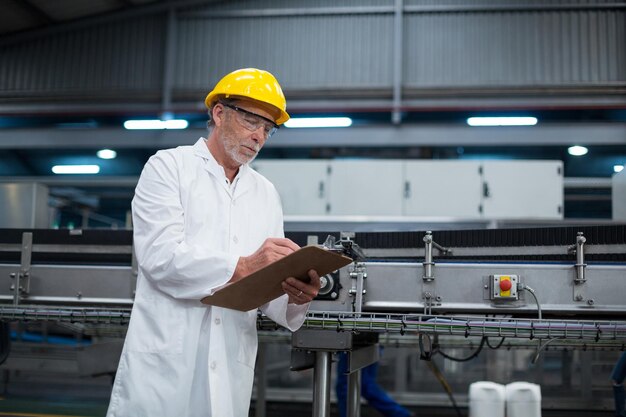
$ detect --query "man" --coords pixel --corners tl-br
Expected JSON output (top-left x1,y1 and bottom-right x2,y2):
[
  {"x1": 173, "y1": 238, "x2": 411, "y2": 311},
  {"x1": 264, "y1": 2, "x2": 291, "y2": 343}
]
[{"x1": 107, "y1": 68, "x2": 321, "y2": 417}]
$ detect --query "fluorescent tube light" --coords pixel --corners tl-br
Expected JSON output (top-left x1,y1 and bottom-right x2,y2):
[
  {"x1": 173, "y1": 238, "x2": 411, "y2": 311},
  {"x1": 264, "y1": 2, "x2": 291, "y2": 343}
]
[
  {"x1": 615, "y1": 165, "x2": 624, "y2": 173},
  {"x1": 568, "y1": 145, "x2": 588, "y2": 156},
  {"x1": 284, "y1": 117, "x2": 352, "y2": 128},
  {"x1": 52, "y1": 165, "x2": 100, "y2": 174},
  {"x1": 123, "y1": 119, "x2": 188, "y2": 130},
  {"x1": 467, "y1": 117, "x2": 538, "y2": 126},
  {"x1": 97, "y1": 149, "x2": 117, "y2": 159}
]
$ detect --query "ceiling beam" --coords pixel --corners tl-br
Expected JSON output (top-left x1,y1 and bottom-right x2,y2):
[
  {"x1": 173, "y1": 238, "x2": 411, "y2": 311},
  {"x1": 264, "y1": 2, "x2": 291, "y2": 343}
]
[
  {"x1": 1, "y1": 94, "x2": 626, "y2": 116},
  {"x1": 179, "y1": 2, "x2": 626, "y2": 19},
  {"x1": 0, "y1": 123, "x2": 625, "y2": 149},
  {"x1": 7, "y1": 176, "x2": 140, "y2": 187}
]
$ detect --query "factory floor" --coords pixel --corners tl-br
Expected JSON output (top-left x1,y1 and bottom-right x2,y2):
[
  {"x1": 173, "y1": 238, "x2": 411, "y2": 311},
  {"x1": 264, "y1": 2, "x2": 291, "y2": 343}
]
[
  {"x1": 0, "y1": 373, "x2": 616, "y2": 417},
  {"x1": 252, "y1": 402, "x2": 616, "y2": 417},
  {"x1": 0, "y1": 397, "x2": 617, "y2": 417}
]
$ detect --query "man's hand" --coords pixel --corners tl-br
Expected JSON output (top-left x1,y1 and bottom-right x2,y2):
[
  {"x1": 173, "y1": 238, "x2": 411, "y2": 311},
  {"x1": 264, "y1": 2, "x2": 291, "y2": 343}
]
[
  {"x1": 282, "y1": 269, "x2": 321, "y2": 305},
  {"x1": 231, "y1": 238, "x2": 300, "y2": 282}
]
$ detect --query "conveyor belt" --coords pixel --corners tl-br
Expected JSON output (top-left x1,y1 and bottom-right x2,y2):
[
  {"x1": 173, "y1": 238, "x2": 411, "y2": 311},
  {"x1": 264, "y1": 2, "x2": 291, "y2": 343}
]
[
  {"x1": 354, "y1": 225, "x2": 626, "y2": 248},
  {"x1": 2, "y1": 226, "x2": 625, "y2": 265},
  {"x1": 286, "y1": 225, "x2": 626, "y2": 262},
  {"x1": 0, "y1": 229, "x2": 133, "y2": 265},
  {"x1": 1, "y1": 227, "x2": 625, "y2": 315}
]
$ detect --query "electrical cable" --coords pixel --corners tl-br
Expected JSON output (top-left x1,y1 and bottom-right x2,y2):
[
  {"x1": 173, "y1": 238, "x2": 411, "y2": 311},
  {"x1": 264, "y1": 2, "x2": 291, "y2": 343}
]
[
  {"x1": 418, "y1": 333, "x2": 434, "y2": 360},
  {"x1": 517, "y1": 283, "x2": 544, "y2": 363},
  {"x1": 436, "y1": 337, "x2": 486, "y2": 362},
  {"x1": 530, "y1": 338, "x2": 563, "y2": 365},
  {"x1": 519, "y1": 283, "x2": 542, "y2": 321},
  {"x1": 486, "y1": 336, "x2": 506, "y2": 349},
  {"x1": 424, "y1": 359, "x2": 464, "y2": 417},
  {"x1": 485, "y1": 314, "x2": 507, "y2": 349}
]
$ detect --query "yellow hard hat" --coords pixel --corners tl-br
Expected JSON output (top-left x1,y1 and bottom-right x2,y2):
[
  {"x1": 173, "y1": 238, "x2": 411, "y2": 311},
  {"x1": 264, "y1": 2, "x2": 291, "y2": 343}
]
[{"x1": 205, "y1": 68, "x2": 290, "y2": 125}]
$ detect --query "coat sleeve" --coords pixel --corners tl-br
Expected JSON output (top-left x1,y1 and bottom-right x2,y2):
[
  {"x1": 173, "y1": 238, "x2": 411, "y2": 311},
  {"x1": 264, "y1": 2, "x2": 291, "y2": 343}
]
[
  {"x1": 132, "y1": 151, "x2": 238, "y2": 300},
  {"x1": 259, "y1": 185, "x2": 309, "y2": 331}
]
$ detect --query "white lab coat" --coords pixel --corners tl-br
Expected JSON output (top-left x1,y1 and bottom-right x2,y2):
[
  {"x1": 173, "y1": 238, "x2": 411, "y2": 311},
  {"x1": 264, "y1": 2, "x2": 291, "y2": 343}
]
[{"x1": 106, "y1": 138, "x2": 309, "y2": 417}]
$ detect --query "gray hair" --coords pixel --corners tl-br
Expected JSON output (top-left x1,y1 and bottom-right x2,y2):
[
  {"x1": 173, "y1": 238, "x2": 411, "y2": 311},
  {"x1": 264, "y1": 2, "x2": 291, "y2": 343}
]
[{"x1": 207, "y1": 97, "x2": 238, "y2": 128}]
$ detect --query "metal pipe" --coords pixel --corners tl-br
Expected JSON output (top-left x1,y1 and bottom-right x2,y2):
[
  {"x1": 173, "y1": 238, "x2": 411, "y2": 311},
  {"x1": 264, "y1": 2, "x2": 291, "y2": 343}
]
[
  {"x1": 349, "y1": 263, "x2": 366, "y2": 315},
  {"x1": 575, "y1": 232, "x2": 587, "y2": 283},
  {"x1": 347, "y1": 369, "x2": 361, "y2": 417},
  {"x1": 312, "y1": 351, "x2": 332, "y2": 417},
  {"x1": 354, "y1": 269, "x2": 364, "y2": 315},
  {"x1": 14, "y1": 232, "x2": 33, "y2": 306},
  {"x1": 391, "y1": 0, "x2": 403, "y2": 125},
  {"x1": 423, "y1": 231, "x2": 434, "y2": 281},
  {"x1": 161, "y1": 7, "x2": 177, "y2": 116}
]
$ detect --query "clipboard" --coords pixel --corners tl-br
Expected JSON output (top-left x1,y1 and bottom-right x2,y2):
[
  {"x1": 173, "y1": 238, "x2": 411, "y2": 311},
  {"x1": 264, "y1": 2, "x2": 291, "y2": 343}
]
[{"x1": 201, "y1": 246, "x2": 353, "y2": 312}]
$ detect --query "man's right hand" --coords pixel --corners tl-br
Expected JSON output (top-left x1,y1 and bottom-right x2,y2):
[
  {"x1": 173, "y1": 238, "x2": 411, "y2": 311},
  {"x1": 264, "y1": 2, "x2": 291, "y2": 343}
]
[{"x1": 231, "y1": 238, "x2": 300, "y2": 282}]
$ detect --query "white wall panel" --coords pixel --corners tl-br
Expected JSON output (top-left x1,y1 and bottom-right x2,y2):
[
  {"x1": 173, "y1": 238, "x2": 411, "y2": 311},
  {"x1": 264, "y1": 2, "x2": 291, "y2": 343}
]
[
  {"x1": 252, "y1": 158, "x2": 565, "y2": 219},
  {"x1": 252, "y1": 160, "x2": 329, "y2": 215},
  {"x1": 0, "y1": 183, "x2": 49, "y2": 228},
  {"x1": 612, "y1": 170, "x2": 626, "y2": 221},
  {"x1": 404, "y1": 161, "x2": 482, "y2": 218},
  {"x1": 481, "y1": 161, "x2": 564, "y2": 219},
  {"x1": 327, "y1": 160, "x2": 404, "y2": 216}
]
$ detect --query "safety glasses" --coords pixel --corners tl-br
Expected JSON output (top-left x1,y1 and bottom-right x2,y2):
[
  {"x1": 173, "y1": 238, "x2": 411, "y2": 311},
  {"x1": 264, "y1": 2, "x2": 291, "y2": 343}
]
[{"x1": 221, "y1": 102, "x2": 279, "y2": 139}]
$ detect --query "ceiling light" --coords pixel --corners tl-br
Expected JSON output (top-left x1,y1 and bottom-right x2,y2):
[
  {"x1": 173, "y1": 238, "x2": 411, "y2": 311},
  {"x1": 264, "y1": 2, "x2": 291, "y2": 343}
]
[
  {"x1": 615, "y1": 165, "x2": 624, "y2": 173},
  {"x1": 466, "y1": 117, "x2": 538, "y2": 126},
  {"x1": 52, "y1": 165, "x2": 100, "y2": 174},
  {"x1": 123, "y1": 119, "x2": 188, "y2": 130},
  {"x1": 568, "y1": 145, "x2": 588, "y2": 156},
  {"x1": 97, "y1": 149, "x2": 117, "y2": 159},
  {"x1": 284, "y1": 117, "x2": 352, "y2": 128}
]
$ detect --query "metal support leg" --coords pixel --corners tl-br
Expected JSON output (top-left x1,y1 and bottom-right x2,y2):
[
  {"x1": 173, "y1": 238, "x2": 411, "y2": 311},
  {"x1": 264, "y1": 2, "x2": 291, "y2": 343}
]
[
  {"x1": 347, "y1": 369, "x2": 361, "y2": 417},
  {"x1": 313, "y1": 351, "x2": 332, "y2": 417},
  {"x1": 255, "y1": 342, "x2": 266, "y2": 417}
]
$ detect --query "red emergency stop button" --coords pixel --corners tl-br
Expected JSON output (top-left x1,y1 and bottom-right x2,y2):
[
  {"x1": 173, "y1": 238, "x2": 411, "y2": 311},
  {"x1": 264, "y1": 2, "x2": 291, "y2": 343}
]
[{"x1": 499, "y1": 279, "x2": 512, "y2": 291}]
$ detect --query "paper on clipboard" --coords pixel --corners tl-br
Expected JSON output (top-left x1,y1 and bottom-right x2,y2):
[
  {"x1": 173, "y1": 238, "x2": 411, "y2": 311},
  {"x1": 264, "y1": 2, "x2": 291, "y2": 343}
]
[{"x1": 201, "y1": 246, "x2": 353, "y2": 312}]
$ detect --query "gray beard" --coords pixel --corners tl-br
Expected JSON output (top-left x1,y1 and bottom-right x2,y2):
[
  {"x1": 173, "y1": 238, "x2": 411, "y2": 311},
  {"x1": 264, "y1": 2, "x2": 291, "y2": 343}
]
[{"x1": 223, "y1": 135, "x2": 259, "y2": 166}]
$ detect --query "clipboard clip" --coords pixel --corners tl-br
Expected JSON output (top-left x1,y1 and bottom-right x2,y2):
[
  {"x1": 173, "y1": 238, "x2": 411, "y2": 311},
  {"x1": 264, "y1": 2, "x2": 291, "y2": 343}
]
[{"x1": 322, "y1": 233, "x2": 366, "y2": 262}]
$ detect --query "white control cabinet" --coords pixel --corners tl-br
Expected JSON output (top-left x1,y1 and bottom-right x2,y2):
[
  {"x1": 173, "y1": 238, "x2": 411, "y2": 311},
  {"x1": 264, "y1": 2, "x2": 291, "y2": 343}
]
[
  {"x1": 404, "y1": 161, "x2": 483, "y2": 218},
  {"x1": 613, "y1": 170, "x2": 626, "y2": 221},
  {"x1": 252, "y1": 159, "x2": 564, "y2": 219},
  {"x1": 481, "y1": 161, "x2": 563, "y2": 219},
  {"x1": 327, "y1": 160, "x2": 404, "y2": 216},
  {"x1": 251, "y1": 160, "x2": 330, "y2": 215},
  {"x1": 0, "y1": 182, "x2": 50, "y2": 228}
]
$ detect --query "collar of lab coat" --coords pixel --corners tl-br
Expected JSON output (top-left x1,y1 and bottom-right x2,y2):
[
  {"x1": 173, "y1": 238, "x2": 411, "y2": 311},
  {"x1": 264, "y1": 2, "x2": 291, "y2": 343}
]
[{"x1": 193, "y1": 137, "x2": 251, "y2": 197}]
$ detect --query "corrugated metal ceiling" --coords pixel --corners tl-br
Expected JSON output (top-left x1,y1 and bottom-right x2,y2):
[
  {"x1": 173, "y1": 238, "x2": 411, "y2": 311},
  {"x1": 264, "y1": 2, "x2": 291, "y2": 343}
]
[{"x1": 0, "y1": 0, "x2": 163, "y2": 37}]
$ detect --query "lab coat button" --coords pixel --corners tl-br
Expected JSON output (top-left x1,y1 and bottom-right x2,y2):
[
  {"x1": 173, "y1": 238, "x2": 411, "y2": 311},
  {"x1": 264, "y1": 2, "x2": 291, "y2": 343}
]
[
  {"x1": 210, "y1": 361, "x2": 217, "y2": 370},
  {"x1": 233, "y1": 236, "x2": 238, "y2": 244},
  {"x1": 214, "y1": 318, "x2": 221, "y2": 325}
]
